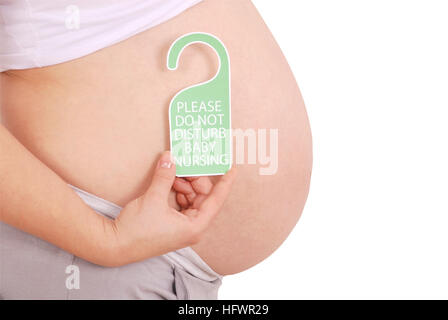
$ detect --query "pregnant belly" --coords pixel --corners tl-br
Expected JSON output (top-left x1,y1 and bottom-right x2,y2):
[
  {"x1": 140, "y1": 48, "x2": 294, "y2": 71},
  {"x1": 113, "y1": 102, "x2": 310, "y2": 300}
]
[{"x1": 0, "y1": 0, "x2": 312, "y2": 275}]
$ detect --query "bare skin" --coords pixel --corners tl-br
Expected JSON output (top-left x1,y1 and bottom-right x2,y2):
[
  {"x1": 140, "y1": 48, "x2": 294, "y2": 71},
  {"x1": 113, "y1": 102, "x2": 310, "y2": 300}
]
[{"x1": 0, "y1": 0, "x2": 312, "y2": 275}]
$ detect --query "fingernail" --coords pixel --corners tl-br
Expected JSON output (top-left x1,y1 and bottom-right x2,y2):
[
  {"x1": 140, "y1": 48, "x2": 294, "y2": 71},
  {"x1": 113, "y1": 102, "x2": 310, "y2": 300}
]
[{"x1": 159, "y1": 152, "x2": 173, "y2": 169}]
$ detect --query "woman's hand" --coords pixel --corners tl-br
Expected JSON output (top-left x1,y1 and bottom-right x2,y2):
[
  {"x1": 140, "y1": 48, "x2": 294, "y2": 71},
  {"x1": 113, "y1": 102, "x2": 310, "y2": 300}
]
[
  {"x1": 173, "y1": 175, "x2": 215, "y2": 210},
  {"x1": 108, "y1": 151, "x2": 236, "y2": 266}
]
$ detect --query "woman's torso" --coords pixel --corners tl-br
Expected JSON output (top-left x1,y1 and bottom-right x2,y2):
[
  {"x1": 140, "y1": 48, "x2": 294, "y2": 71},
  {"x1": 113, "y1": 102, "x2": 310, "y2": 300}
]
[{"x1": 0, "y1": 0, "x2": 312, "y2": 275}]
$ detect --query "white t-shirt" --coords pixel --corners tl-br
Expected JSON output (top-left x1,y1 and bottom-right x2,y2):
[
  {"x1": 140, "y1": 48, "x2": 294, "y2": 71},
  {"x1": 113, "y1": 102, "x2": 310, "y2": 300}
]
[{"x1": 0, "y1": 0, "x2": 202, "y2": 72}]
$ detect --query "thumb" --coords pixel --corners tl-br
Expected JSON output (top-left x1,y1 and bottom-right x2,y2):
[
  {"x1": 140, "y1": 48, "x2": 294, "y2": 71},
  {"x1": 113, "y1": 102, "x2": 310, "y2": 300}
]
[{"x1": 146, "y1": 151, "x2": 176, "y2": 200}]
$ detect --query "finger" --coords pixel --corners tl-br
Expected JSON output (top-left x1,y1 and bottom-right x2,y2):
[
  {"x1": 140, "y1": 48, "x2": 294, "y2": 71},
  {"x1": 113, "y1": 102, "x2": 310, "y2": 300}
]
[
  {"x1": 176, "y1": 193, "x2": 189, "y2": 209},
  {"x1": 185, "y1": 176, "x2": 213, "y2": 194},
  {"x1": 181, "y1": 208, "x2": 198, "y2": 217},
  {"x1": 190, "y1": 177, "x2": 213, "y2": 195},
  {"x1": 173, "y1": 178, "x2": 195, "y2": 194},
  {"x1": 173, "y1": 177, "x2": 197, "y2": 204},
  {"x1": 196, "y1": 167, "x2": 237, "y2": 221},
  {"x1": 186, "y1": 191, "x2": 197, "y2": 205},
  {"x1": 192, "y1": 194, "x2": 207, "y2": 209},
  {"x1": 145, "y1": 151, "x2": 176, "y2": 200}
]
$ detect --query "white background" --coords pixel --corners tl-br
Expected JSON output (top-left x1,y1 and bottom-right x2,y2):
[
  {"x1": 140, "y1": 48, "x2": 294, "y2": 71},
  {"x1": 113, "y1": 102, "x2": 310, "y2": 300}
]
[{"x1": 220, "y1": 0, "x2": 448, "y2": 299}]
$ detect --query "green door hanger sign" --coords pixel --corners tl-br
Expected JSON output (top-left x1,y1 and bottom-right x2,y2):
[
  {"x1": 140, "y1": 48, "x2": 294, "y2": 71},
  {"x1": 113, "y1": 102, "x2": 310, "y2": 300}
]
[{"x1": 167, "y1": 32, "x2": 232, "y2": 177}]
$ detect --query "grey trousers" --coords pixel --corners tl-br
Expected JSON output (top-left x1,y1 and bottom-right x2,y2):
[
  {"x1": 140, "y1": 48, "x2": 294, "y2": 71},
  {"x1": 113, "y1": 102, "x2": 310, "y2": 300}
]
[{"x1": 0, "y1": 185, "x2": 222, "y2": 300}]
